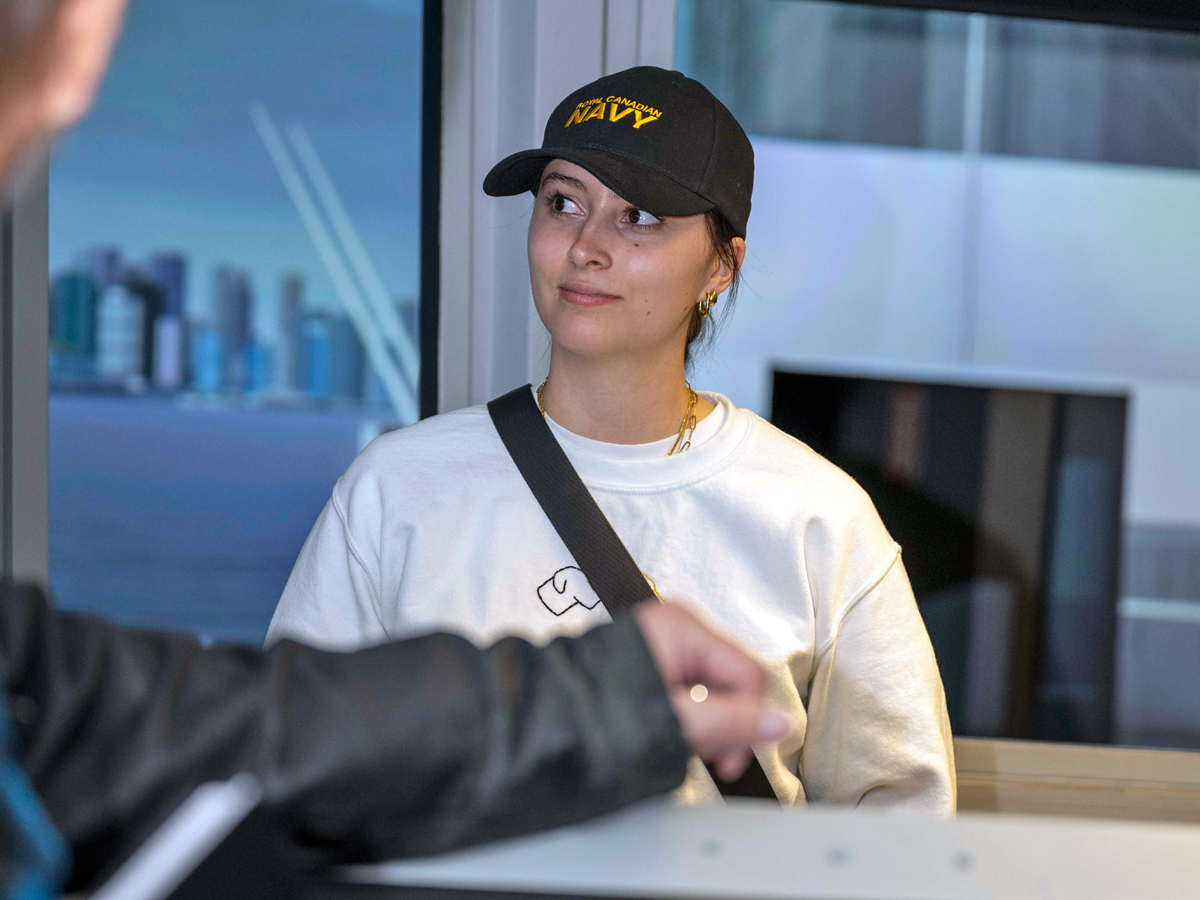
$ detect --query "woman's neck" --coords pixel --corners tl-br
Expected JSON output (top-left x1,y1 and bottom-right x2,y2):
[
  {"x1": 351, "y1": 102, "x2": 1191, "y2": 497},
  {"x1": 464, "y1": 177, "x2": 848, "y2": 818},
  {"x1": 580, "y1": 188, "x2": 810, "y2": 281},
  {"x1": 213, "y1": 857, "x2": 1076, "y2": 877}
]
[{"x1": 540, "y1": 348, "x2": 715, "y2": 445}]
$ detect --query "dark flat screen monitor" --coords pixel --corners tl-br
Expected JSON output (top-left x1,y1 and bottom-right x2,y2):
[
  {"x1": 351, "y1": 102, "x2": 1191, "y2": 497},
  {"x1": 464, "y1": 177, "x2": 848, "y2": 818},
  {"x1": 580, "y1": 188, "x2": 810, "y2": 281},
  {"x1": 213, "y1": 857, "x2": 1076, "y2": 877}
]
[{"x1": 771, "y1": 369, "x2": 1127, "y2": 743}]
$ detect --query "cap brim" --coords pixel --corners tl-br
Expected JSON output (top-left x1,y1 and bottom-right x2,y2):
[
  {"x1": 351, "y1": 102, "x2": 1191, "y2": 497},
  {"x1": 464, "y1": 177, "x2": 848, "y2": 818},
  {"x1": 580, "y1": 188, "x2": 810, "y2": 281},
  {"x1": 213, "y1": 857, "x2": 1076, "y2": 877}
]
[{"x1": 483, "y1": 147, "x2": 715, "y2": 219}]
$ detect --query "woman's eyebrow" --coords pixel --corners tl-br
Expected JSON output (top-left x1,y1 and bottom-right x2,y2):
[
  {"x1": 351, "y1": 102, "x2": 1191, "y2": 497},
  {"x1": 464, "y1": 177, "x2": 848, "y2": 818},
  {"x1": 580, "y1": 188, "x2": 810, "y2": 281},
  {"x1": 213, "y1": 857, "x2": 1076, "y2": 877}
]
[{"x1": 539, "y1": 172, "x2": 588, "y2": 192}]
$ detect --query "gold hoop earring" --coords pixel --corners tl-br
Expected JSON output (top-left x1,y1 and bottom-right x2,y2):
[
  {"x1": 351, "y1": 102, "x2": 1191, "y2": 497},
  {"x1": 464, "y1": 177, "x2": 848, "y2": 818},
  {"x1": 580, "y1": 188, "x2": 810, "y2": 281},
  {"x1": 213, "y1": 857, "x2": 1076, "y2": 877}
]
[{"x1": 698, "y1": 290, "x2": 718, "y2": 319}]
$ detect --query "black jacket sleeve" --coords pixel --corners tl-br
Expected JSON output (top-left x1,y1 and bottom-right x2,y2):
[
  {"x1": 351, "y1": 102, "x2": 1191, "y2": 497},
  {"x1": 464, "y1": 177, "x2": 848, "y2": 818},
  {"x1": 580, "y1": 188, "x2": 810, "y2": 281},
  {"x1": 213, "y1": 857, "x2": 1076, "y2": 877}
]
[{"x1": 0, "y1": 584, "x2": 688, "y2": 891}]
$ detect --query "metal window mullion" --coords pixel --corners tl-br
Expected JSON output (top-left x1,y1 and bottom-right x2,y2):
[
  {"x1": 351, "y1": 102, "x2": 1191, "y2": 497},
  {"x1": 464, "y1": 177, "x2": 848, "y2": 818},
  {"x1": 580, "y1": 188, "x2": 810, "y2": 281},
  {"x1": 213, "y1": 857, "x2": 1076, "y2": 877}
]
[
  {"x1": 0, "y1": 158, "x2": 49, "y2": 587},
  {"x1": 2, "y1": 205, "x2": 13, "y2": 580}
]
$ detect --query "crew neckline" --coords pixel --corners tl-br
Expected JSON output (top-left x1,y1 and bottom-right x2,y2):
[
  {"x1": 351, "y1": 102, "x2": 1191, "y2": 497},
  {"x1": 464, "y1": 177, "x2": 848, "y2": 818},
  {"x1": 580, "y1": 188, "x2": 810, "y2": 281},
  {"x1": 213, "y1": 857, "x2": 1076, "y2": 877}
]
[{"x1": 539, "y1": 390, "x2": 751, "y2": 492}]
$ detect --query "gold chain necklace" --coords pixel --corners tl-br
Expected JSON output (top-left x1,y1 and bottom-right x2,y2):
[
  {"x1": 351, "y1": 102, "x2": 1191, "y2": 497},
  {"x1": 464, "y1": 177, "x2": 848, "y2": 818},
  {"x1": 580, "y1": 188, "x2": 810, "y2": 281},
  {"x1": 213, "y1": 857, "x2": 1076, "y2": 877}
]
[
  {"x1": 667, "y1": 387, "x2": 699, "y2": 456},
  {"x1": 536, "y1": 381, "x2": 698, "y2": 457}
]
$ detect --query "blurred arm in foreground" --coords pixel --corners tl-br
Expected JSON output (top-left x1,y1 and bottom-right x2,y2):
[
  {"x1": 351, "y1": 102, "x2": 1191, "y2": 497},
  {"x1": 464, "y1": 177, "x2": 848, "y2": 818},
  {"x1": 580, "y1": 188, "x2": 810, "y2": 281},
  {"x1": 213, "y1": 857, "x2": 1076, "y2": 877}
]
[{"x1": 2, "y1": 585, "x2": 780, "y2": 890}]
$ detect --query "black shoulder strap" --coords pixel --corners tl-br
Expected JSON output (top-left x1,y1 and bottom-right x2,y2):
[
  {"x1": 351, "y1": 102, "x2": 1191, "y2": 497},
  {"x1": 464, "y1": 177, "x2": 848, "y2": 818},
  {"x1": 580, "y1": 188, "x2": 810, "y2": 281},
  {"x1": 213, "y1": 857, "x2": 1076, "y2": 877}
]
[
  {"x1": 488, "y1": 385, "x2": 779, "y2": 802},
  {"x1": 487, "y1": 385, "x2": 654, "y2": 616}
]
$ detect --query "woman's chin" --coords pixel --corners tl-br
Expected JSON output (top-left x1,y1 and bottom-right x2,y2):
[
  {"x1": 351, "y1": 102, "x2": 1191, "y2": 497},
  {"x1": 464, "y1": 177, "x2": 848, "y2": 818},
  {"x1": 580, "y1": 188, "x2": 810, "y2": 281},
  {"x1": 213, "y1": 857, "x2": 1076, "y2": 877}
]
[
  {"x1": 539, "y1": 302, "x2": 677, "y2": 362},
  {"x1": 546, "y1": 330, "x2": 627, "y2": 360}
]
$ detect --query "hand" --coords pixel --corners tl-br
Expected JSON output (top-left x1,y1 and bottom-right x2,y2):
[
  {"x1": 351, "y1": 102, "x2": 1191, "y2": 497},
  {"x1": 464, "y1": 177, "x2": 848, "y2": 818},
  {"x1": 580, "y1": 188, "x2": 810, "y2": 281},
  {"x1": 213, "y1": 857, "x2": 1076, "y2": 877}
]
[
  {"x1": 0, "y1": 0, "x2": 130, "y2": 184},
  {"x1": 633, "y1": 601, "x2": 790, "y2": 782}
]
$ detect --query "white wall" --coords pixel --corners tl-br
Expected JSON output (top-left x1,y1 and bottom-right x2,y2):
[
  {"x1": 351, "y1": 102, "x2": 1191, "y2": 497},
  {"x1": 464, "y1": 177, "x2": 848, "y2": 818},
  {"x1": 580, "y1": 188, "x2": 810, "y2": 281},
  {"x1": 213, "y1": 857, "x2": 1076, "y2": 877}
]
[{"x1": 690, "y1": 136, "x2": 1200, "y2": 528}]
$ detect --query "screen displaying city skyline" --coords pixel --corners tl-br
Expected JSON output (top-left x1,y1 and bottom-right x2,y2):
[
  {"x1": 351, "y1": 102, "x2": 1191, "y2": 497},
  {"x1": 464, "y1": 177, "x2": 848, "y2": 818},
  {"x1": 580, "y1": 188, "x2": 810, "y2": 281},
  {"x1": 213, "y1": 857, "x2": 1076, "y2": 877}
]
[
  {"x1": 52, "y1": 0, "x2": 423, "y2": 317},
  {"x1": 50, "y1": 0, "x2": 422, "y2": 409},
  {"x1": 49, "y1": 0, "x2": 425, "y2": 642}
]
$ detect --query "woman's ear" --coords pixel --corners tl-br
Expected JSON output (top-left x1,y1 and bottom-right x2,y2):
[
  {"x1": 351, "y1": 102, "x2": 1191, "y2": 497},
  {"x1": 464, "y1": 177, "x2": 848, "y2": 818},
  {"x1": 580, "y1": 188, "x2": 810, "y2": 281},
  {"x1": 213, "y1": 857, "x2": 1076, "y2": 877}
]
[
  {"x1": 708, "y1": 237, "x2": 746, "y2": 295},
  {"x1": 730, "y1": 237, "x2": 746, "y2": 275}
]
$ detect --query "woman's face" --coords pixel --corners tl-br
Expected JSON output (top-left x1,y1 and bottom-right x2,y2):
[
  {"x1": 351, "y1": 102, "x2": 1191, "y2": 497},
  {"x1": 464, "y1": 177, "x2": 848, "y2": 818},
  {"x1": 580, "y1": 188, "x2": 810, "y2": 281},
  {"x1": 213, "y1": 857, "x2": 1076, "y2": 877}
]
[{"x1": 527, "y1": 159, "x2": 735, "y2": 363}]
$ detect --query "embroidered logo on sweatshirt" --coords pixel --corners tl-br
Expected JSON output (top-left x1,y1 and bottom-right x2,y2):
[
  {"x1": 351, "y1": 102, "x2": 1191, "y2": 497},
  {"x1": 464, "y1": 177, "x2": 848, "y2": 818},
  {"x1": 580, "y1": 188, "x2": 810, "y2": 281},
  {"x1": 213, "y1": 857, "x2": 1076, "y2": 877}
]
[{"x1": 537, "y1": 566, "x2": 602, "y2": 616}]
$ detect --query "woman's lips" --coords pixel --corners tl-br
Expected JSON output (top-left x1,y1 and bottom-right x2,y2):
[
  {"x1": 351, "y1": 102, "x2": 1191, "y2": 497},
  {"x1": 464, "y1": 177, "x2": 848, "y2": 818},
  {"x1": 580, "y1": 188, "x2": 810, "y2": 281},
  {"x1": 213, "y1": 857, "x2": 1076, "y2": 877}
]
[{"x1": 559, "y1": 284, "x2": 620, "y2": 307}]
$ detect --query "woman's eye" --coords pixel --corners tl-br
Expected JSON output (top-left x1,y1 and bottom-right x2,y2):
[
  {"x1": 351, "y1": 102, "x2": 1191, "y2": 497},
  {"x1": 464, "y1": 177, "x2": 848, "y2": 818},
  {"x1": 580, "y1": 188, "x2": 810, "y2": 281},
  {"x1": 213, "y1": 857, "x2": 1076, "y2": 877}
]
[
  {"x1": 628, "y1": 208, "x2": 662, "y2": 227},
  {"x1": 549, "y1": 192, "x2": 581, "y2": 214}
]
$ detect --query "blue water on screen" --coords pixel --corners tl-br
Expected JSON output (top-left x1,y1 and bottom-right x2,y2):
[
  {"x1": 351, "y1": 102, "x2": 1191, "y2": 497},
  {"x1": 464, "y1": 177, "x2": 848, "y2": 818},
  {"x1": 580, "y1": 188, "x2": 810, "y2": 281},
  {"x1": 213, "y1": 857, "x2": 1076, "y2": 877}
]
[{"x1": 50, "y1": 395, "x2": 373, "y2": 645}]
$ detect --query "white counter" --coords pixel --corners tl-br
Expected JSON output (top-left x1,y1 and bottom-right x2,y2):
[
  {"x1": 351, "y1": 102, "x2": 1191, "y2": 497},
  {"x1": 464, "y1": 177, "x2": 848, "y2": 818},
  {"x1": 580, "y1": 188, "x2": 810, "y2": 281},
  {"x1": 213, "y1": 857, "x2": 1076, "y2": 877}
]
[{"x1": 342, "y1": 798, "x2": 1200, "y2": 899}]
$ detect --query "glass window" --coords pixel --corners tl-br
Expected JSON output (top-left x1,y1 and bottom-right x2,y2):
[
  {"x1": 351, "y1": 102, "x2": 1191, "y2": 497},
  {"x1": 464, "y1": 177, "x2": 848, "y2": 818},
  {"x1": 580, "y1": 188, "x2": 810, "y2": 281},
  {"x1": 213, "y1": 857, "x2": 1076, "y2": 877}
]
[
  {"x1": 983, "y1": 20, "x2": 1200, "y2": 168},
  {"x1": 49, "y1": 0, "x2": 424, "y2": 643},
  {"x1": 678, "y1": 2, "x2": 968, "y2": 149},
  {"x1": 678, "y1": 0, "x2": 1200, "y2": 749}
]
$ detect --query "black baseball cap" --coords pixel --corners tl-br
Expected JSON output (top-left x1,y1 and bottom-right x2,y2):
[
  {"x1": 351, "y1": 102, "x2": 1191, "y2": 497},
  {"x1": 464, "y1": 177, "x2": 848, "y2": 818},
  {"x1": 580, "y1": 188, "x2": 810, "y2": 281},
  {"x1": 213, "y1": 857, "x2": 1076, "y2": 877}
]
[{"x1": 483, "y1": 66, "x2": 754, "y2": 239}]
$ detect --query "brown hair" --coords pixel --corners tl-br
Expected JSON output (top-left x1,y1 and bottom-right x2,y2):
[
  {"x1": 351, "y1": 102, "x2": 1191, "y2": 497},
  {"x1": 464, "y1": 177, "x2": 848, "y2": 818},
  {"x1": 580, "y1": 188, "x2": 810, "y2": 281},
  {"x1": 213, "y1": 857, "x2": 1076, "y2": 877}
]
[{"x1": 684, "y1": 210, "x2": 742, "y2": 366}]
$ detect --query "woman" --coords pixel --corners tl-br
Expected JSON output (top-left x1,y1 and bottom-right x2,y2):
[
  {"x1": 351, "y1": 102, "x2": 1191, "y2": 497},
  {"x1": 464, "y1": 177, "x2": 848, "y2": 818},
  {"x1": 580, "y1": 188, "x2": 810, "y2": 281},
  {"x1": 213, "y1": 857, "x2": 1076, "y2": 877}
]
[{"x1": 268, "y1": 66, "x2": 955, "y2": 812}]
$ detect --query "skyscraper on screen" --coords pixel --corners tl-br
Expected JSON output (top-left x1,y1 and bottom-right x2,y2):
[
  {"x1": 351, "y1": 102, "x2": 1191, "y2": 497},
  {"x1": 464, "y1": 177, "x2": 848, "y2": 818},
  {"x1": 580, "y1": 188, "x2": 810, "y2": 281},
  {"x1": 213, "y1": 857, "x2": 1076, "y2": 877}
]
[
  {"x1": 329, "y1": 316, "x2": 365, "y2": 400},
  {"x1": 279, "y1": 274, "x2": 304, "y2": 392},
  {"x1": 149, "y1": 253, "x2": 187, "y2": 317},
  {"x1": 50, "y1": 272, "x2": 98, "y2": 355},
  {"x1": 148, "y1": 253, "x2": 188, "y2": 392},
  {"x1": 95, "y1": 285, "x2": 145, "y2": 387},
  {"x1": 213, "y1": 266, "x2": 252, "y2": 393},
  {"x1": 124, "y1": 272, "x2": 164, "y2": 382},
  {"x1": 189, "y1": 325, "x2": 223, "y2": 395},
  {"x1": 302, "y1": 312, "x2": 331, "y2": 398}
]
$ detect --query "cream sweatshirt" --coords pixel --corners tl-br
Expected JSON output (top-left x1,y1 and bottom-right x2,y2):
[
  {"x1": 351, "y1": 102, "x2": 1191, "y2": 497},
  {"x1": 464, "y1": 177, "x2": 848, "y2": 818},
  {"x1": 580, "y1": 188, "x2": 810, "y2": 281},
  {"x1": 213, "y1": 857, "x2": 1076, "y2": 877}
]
[{"x1": 267, "y1": 391, "x2": 956, "y2": 813}]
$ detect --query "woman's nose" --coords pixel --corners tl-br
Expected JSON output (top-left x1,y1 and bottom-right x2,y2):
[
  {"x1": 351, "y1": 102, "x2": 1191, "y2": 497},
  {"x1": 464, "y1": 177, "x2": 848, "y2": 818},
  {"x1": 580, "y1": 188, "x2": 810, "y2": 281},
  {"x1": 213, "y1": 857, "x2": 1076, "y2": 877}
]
[{"x1": 567, "y1": 215, "x2": 613, "y2": 269}]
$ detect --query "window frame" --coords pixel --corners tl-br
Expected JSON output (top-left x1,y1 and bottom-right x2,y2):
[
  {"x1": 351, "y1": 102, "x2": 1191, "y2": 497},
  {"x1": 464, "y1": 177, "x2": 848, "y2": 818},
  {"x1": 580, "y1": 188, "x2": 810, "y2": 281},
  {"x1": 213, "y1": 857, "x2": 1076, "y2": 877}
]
[
  {"x1": 0, "y1": 155, "x2": 49, "y2": 586},
  {"x1": 420, "y1": 0, "x2": 444, "y2": 420}
]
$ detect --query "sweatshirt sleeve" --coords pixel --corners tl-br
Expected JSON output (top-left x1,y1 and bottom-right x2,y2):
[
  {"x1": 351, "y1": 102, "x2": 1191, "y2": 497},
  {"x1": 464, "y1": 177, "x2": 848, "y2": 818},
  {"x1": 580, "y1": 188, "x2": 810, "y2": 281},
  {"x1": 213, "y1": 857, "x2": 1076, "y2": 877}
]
[
  {"x1": 267, "y1": 481, "x2": 390, "y2": 651},
  {"x1": 799, "y1": 551, "x2": 956, "y2": 814},
  {"x1": 0, "y1": 584, "x2": 688, "y2": 891}
]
